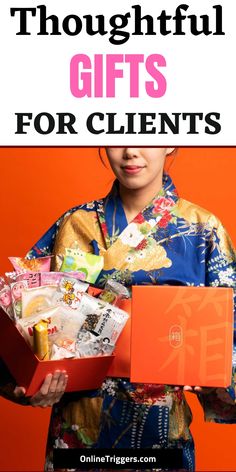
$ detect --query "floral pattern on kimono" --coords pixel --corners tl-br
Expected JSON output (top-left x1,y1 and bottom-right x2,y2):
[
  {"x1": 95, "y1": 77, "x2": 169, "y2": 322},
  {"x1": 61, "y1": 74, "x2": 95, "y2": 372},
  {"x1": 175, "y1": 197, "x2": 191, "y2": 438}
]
[{"x1": 26, "y1": 174, "x2": 236, "y2": 471}]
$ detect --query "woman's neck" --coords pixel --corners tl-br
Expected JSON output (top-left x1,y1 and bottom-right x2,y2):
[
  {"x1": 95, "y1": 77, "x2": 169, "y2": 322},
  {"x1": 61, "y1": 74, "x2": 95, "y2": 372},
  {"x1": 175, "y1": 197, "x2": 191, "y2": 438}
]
[{"x1": 119, "y1": 177, "x2": 163, "y2": 223}]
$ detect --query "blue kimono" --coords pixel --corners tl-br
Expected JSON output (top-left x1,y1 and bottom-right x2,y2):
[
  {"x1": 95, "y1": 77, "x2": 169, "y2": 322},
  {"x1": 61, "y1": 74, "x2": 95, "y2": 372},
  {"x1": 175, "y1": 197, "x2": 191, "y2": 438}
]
[{"x1": 27, "y1": 174, "x2": 236, "y2": 471}]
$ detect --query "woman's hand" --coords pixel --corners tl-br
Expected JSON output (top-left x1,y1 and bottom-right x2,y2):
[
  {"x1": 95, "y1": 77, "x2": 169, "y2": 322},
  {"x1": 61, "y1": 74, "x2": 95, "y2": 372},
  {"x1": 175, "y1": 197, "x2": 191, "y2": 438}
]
[
  {"x1": 173, "y1": 385, "x2": 214, "y2": 394},
  {"x1": 13, "y1": 370, "x2": 68, "y2": 407}
]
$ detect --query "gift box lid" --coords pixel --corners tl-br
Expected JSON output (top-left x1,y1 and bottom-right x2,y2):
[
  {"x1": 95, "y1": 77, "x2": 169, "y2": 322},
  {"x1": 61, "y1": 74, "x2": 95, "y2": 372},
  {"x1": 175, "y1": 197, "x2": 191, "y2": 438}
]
[{"x1": 130, "y1": 285, "x2": 234, "y2": 388}]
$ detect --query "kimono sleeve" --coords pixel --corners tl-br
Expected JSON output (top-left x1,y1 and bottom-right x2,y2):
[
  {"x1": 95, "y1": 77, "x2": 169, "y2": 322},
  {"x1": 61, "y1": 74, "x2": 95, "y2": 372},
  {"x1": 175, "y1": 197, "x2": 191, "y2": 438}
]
[
  {"x1": 26, "y1": 207, "x2": 80, "y2": 259},
  {"x1": 199, "y1": 218, "x2": 236, "y2": 423}
]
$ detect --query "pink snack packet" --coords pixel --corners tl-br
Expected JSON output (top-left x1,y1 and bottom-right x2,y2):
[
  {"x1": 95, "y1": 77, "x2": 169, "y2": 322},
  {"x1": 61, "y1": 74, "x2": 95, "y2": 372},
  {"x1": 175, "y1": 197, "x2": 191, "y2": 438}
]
[
  {"x1": 41, "y1": 272, "x2": 89, "y2": 287},
  {"x1": 16, "y1": 271, "x2": 90, "y2": 288},
  {"x1": 9, "y1": 256, "x2": 52, "y2": 273},
  {"x1": 16, "y1": 272, "x2": 41, "y2": 288}
]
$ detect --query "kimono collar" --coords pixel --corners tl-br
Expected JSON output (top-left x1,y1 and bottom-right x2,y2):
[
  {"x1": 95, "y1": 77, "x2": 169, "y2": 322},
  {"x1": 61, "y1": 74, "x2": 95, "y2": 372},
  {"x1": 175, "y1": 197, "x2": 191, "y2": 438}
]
[{"x1": 96, "y1": 173, "x2": 179, "y2": 248}]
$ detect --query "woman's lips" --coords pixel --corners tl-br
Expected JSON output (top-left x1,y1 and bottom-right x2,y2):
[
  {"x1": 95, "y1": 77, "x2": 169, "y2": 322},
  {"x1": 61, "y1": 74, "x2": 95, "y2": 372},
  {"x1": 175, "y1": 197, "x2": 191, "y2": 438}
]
[{"x1": 122, "y1": 166, "x2": 144, "y2": 175}]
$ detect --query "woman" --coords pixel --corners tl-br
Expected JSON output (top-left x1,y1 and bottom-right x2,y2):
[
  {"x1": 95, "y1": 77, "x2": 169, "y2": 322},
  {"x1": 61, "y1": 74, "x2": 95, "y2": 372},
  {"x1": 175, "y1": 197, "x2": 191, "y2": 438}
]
[{"x1": 4, "y1": 147, "x2": 236, "y2": 470}]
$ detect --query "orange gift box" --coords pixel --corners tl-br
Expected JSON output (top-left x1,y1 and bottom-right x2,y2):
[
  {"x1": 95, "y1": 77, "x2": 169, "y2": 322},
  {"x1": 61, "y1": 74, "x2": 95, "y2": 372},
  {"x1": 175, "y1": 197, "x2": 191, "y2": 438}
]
[
  {"x1": 0, "y1": 307, "x2": 114, "y2": 396},
  {"x1": 130, "y1": 286, "x2": 234, "y2": 388}
]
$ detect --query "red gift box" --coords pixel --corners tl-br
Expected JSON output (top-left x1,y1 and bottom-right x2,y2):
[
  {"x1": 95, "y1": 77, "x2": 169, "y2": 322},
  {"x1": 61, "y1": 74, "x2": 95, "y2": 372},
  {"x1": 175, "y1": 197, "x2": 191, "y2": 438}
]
[{"x1": 0, "y1": 307, "x2": 114, "y2": 396}]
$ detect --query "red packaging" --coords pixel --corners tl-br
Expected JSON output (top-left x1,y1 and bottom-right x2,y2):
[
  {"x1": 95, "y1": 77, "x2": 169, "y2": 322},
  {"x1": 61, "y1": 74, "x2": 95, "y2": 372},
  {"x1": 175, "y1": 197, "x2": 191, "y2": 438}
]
[{"x1": 0, "y1": 307, "x2": 113, "y2": 395}]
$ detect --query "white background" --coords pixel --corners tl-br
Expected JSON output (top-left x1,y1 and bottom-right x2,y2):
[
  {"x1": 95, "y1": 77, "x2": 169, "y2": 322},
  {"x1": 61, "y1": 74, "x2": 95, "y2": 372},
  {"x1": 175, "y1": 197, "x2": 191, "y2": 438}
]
[{"x1": 0, "y1": 0, "x2": 235, "y2": 145}]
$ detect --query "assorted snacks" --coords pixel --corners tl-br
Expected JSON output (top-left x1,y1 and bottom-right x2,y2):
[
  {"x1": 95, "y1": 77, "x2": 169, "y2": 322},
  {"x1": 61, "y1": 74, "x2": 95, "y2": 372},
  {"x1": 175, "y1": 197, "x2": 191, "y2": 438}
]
[{"x1": 0, "y1": 256, "x2": 129, "y2": 362}]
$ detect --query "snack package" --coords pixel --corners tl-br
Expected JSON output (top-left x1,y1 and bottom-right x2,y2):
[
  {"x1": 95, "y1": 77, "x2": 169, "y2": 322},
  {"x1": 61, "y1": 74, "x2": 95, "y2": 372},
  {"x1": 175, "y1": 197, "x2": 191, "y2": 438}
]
[
  {"x1": 51, "y1": 307, "x2": 86, "y2": 350},
  {"x1": 99, "y1": 279, "x2": 130, "y2": 305},
  {"x1": 0, "y1": 285, "x2": 14, "y2": 320},
  {"x1": 79, "y1": 294, "x2": 129, "y2": 344},
  {"x1": 33, "y1": 321, "x2": 50, "y2": 360},
  {"x1": 75, "y1": 329, "x2": 115, "y2": 358},
  {"x1": 50, "y1": 344, "x2": 75, "y2": 360},
  {"x1": 10, "y1": 280, "x2": 28, "y2": 319},
  {"x1": 16, "y1": 271, "x2": 89, "y2": 290},
  {"x1": 59, "y1": 277, "x2": 88, "y2": 293},
  {"x1": 59, "y1": 247, "x2": 104, "y2": 284},
  {"x1": 9, "y1": 256, "x2": 52, "y2": 273},
  {"x1": 98, "y1": 288, "x2": 118, "y2": 305},
  {"x1": 17, "y1": 306, "x2": 62, "y2": 348},
  {"x1": 21, "y1": 285, "x2": 58, "y2": 317},
  {"x1": 18, "y1": 305, "x2": 86, "y2": 353},
  {"x1": 42, "y1": 272, "x2": 89, "y2": 288},
  {"x1": 78, "y1": 293, "x2": 101, "y2": 317},
  {"x1": 45, "y1": 305, "x2": 86, "y2": 358},
  {"x1": 75, "y1": 330, "x2": 102, "y2": 357},
  {"x1": 16, "y1": 272, "x2": 41, "y2": 288},
  {"x1": 104, "y1": 279, "x2": 130, "y2": 298},
  {"x1": 55, "y1": 277, "x2": 89, "y2": 309}
]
